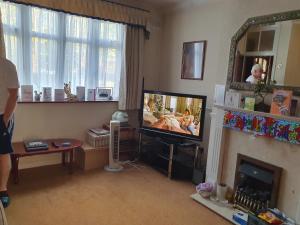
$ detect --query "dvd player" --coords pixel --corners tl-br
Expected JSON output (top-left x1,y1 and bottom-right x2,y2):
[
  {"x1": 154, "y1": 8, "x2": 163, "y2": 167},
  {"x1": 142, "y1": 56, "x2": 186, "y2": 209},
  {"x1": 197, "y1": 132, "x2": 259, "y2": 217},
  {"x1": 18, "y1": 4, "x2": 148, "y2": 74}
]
[{"x1": 24, "y1": 140, "x2": 49, "y2": 152}]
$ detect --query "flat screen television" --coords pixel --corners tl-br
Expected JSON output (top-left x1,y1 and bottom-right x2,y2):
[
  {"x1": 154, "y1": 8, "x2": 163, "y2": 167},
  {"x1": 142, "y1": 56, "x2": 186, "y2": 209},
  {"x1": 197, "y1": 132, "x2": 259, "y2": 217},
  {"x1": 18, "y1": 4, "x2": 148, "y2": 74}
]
[{"x1": 141, "y1": 90, "x2": 207, "y2": 141}]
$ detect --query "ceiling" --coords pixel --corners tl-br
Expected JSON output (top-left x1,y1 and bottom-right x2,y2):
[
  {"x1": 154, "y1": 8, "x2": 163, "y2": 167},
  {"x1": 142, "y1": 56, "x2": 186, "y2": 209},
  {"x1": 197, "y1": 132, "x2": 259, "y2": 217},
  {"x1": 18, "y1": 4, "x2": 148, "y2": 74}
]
[
  {"x1": 110, "y1": 0, "x2": 224, "y2": 14},
  {"x1": 139, "y1": 0, "x2": 223, "y2": 12},
  {"x1": 141, "y1": 0, "x2": 221, "y2": 7},
  {"x1": 140, "y1": 0, "x2": 186, "y2": 7}
]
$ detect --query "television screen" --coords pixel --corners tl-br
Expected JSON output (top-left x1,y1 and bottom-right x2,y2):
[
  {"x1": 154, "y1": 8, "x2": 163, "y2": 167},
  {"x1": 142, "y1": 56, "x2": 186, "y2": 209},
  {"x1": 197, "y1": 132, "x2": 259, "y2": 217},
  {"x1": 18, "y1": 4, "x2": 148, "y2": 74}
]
[{"x1": 141, "y1": 90, "x2": 206, "y2": 141}]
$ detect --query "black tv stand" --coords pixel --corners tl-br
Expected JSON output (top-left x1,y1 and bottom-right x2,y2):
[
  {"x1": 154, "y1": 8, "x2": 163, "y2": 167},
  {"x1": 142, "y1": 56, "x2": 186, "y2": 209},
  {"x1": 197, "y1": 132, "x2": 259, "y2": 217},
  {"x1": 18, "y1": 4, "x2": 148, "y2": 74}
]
[{"x1": 138, "y1": 131, "x2": 204, "y2": 181}]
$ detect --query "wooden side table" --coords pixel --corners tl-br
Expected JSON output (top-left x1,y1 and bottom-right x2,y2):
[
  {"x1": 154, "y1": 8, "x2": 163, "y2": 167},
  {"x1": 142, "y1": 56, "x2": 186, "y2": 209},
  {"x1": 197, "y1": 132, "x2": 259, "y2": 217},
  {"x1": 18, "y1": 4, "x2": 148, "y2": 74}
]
[{"x1": 11, "y1": 139, "x2": 82, "y2": 184}]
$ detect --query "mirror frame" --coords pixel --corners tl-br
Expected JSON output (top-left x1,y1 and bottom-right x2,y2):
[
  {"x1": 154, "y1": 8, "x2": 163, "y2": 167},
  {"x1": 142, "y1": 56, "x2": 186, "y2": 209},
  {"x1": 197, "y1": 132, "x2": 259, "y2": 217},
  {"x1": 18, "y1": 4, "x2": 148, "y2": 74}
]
[{"x1": 227, "y1": 10, "x2": 300, "y2": 96}]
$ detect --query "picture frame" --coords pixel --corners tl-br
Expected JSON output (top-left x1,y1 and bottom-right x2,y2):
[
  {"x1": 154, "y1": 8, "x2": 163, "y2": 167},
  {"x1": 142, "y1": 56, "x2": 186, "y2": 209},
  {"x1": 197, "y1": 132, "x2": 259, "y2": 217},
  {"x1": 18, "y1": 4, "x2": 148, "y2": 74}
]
[
  {"x1": 43, "y1": 87, "x2": 52, "y2": 102},
  {"x1": 224, "y1": 91, "x2": 241, "y2": 108},
  {"x1": 76, "y1": 86, "x2": 85, "y2": 101},
  {"x1": 87, "y1": 89, "x2": 96, "y2": 101},
  {"x1": 21, "y1": 85, "x2": 33, "y2": 102},
  {"x1": 270, "y1": 89, "x2": 292, "y2": 116},
  {"x1": 181, "y1": 40, "x2": 207, "y2": 80},
  {"x1": 244, "y1": 97, "x2": 255, "y2": 111},
  {"x1": 54, "y1": 89, "x2": 65, "y2": 101},
  {"x1": 96, "y1": 87, "x2": 113, "y2": 100}
]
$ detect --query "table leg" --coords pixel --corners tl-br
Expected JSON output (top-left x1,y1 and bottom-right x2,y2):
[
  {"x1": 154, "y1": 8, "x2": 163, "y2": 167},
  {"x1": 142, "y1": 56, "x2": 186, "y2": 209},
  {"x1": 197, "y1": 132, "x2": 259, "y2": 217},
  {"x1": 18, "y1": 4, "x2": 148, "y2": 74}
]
[
  {"x1": 168, "y1": 144, "x2": 174, "y2": 179},
  {"x1": 62, "y1": 152, "x2": 66, "y2": 166},
  {"x1": 11, "y1": 155, "x2": 19, "y2": 184},
  {"x1": 69, "y1": 149, "x2": 73, "y2": 174}
]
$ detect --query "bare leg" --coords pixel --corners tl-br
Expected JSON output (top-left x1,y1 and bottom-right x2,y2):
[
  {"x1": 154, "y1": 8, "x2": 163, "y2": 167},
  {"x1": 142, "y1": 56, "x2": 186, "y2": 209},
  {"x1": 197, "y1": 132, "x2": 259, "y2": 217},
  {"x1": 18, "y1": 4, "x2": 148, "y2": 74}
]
[{"x1": 0, "y1": 154, "x2": 11, "y2": 191}]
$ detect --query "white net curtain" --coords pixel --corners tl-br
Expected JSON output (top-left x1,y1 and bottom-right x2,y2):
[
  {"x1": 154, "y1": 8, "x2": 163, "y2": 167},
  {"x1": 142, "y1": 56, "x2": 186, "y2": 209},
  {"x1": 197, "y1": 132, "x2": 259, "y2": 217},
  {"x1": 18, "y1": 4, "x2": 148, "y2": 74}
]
[{"x1": 0, "y1": 1, "x2": 125, "y2": 99}]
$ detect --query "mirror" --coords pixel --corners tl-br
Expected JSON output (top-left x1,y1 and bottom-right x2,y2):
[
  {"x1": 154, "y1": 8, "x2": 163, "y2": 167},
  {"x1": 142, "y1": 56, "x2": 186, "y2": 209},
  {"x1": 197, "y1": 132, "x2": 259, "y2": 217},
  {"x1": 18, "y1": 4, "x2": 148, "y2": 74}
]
[{"x1": 227, "y1": 10, "x2": 300, "y2": 95}]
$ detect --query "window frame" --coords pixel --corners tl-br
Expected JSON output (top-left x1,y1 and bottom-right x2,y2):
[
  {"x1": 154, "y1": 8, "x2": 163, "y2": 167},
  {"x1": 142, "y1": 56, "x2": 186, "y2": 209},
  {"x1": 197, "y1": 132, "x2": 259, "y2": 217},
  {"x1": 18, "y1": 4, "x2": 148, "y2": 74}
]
[{"x1": 1, "y1": 2, "x2": 124, "y2": 102}]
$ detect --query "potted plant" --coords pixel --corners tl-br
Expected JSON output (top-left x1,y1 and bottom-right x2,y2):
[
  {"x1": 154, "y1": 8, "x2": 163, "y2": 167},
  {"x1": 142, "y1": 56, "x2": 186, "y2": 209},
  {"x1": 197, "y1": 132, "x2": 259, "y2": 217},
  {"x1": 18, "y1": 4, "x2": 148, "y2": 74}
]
[{"x1": 253, "y1": 80, "x2": 276, "y2": 112}]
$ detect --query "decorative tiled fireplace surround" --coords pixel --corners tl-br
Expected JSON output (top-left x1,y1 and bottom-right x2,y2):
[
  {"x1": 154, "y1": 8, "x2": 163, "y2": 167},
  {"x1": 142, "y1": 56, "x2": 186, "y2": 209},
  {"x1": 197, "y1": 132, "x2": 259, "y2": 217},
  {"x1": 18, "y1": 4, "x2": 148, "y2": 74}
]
[{"x1": 202, "y1": 105, "x2": 300, "y2": 222}]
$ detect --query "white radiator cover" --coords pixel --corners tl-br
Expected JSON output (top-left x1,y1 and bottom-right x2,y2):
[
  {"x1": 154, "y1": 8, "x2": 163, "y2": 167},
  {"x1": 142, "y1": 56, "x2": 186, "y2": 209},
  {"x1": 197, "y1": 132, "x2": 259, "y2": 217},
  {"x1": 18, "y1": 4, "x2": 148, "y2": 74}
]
[{"x1": 205, "y1": 107, "x2": 225, "y2": 186}]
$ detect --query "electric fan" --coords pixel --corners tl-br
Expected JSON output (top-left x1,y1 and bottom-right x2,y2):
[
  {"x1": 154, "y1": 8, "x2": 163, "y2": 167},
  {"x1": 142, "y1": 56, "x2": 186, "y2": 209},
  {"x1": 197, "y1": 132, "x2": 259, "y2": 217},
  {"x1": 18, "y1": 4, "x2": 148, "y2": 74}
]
[{"x1": 104, "y1": 120, "x2": 123, "y2": 172}]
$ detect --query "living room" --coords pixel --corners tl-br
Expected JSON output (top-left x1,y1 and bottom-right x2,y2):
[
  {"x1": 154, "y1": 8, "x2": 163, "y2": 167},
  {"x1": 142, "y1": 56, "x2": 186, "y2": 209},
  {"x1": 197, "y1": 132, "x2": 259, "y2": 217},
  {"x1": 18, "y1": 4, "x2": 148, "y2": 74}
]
[{"x1": 0, "y1": 0, "x2": 300, "y2": 225}]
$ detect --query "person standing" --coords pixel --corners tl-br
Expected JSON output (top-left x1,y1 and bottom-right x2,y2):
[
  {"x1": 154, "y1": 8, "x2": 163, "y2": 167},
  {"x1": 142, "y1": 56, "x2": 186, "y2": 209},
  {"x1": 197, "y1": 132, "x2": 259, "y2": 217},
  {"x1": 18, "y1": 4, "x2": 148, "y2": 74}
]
[{"x1": 0, "y1": 57, "x2": 19, "y2": 208}]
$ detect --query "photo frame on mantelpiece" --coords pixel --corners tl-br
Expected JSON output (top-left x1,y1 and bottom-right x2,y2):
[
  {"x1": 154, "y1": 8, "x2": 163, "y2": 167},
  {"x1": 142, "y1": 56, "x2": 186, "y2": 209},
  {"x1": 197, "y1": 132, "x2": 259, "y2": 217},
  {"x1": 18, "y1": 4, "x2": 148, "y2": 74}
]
[{"x1": 181, "y1": 40, "x2": 207, "y2": 80}]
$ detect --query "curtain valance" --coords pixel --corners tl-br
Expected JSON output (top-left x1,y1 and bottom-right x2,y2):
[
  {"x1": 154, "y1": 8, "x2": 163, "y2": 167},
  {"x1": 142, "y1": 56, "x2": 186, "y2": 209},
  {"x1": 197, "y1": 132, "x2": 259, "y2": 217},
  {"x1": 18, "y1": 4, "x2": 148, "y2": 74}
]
[{"x1": 4, "y1": 0, "x2": 150, "y2": 31}]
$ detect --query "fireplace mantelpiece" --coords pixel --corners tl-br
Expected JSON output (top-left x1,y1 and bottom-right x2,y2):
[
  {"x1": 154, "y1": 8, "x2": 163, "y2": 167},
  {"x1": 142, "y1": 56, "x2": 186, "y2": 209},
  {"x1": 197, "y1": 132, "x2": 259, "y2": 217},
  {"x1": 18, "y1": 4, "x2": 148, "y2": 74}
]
[
  {"x1": 216, "y1": 105, "x2": 300, "y2": 123},
  {"x1": 204, "y1": 104, "x2": 299, "y2": 186},
  {"x1": 205, "y1": 106, "x2": 300, "y2": 220},
  {"x1": 222, "y1": 107, "x2": 300, "y2": 145}
]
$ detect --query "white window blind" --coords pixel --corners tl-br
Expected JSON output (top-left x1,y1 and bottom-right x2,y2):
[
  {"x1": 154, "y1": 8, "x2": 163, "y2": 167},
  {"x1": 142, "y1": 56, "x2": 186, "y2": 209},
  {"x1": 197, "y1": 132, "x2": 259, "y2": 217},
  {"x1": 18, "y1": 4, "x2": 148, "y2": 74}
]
[{"x1": 0, "y1": 2, "x2": 125, "y2": 99}]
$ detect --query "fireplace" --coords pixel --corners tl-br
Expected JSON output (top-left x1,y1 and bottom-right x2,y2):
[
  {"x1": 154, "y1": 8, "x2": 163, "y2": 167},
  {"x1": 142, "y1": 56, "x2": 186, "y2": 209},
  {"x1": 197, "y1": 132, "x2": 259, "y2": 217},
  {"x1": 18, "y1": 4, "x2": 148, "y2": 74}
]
[{"x1": 233, "y1": 154, "x2": 282, "y2": 213}]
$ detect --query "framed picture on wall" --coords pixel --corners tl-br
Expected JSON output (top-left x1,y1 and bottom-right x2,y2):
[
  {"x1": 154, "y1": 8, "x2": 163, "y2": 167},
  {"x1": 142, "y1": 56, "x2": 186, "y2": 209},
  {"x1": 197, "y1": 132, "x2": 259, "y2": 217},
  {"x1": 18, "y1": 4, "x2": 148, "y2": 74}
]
[{"x1": 181, "y1": 40, "x2": 207, "y2": 80}]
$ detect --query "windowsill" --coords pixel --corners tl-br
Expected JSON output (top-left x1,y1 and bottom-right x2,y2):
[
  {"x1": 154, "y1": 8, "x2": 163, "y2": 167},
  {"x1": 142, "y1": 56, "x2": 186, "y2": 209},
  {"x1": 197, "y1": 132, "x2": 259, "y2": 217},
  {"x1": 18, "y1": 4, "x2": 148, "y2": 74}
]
[{"x1": 18, "y1": 100, "x2": 118, "y2": 104}]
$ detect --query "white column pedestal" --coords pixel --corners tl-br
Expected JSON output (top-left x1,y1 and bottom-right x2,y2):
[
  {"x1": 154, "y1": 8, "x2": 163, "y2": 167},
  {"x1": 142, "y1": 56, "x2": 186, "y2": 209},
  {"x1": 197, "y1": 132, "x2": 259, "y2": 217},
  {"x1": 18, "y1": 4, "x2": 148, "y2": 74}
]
[{"x1": 205, "y1": 106, "x2": 225, "y2": 186}]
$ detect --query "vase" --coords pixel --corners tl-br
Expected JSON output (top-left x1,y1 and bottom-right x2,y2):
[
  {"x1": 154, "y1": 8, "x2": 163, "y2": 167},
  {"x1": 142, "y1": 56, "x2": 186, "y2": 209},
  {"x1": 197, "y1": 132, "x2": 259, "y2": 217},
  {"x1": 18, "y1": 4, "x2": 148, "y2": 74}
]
[{"x1": 216, "y1": 183, "x2": 228, "y2": 202}]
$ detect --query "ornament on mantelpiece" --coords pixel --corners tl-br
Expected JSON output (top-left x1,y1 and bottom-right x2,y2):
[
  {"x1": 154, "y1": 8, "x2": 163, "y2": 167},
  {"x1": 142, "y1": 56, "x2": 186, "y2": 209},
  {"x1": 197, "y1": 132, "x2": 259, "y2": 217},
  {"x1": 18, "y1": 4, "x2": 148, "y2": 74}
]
[
  {"x1": 64, "y1": 82, "x2": 78, "y2": 102},
  {"x1": 34, "y1": 90, "x2": 42, "y2": 102}
]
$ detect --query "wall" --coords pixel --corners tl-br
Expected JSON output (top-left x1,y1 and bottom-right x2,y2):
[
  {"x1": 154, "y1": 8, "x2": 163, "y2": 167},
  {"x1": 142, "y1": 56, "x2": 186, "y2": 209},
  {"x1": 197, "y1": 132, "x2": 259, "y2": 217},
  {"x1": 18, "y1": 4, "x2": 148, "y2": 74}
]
[
  {"x1": 11, "y1": 1, "x2": 163, "y2": 169},
  {"x1": 160, "y1": 0, "x2": 300, "y2": 219},
  {"x1": 160, "y1": 0, "x2": 300, "y2": 105},
  {"x1": 13, "y1": 102, "x2": 118, "y2": 168},
  {"x1": 285, "y1": 22, "x2": 300, "y2": 86}
]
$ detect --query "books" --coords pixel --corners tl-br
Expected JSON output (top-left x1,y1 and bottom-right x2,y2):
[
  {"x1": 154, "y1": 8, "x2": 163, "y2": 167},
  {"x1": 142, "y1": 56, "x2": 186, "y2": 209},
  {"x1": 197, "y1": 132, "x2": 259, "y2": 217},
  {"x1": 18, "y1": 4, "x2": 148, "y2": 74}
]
[
  {"x1": 21, "y1": 85, "x2": 33, "y2": 102},
  {"x1": 270, "y1": 90, "x2": 292, "y2": 116},
  {"x1": 213, "y1": 84, "x2": 225, "y2": 106},
  {"x1": 244, "y1": 97, "x2": 255, "y2": 111},
  {"x1": 87, "y1": 89, "x2": 95, "y2": 101}
]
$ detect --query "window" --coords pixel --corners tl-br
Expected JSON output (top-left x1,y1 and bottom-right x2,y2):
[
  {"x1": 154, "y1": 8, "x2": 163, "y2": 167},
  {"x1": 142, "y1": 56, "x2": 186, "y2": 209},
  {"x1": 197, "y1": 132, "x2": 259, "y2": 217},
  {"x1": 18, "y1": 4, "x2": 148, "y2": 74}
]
[{"x1": 0, "y1": 2, "x2": 125, "y2": 99}]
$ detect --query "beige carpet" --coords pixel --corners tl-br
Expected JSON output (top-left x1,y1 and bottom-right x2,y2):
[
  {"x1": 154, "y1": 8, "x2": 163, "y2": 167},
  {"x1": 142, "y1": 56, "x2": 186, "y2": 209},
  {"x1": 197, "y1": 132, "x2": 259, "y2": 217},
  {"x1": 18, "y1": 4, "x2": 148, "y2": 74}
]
[{"x1": 5, "y1": 164, "x2": 230, "y2": 225}]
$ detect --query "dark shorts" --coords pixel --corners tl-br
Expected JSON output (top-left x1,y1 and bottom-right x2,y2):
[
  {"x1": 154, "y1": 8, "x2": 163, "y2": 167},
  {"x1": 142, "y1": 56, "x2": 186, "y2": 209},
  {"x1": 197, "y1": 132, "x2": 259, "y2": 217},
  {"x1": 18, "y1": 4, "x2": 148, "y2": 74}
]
[{"x1": 0, "y1": 114, "x2": 14, "y2": 155}]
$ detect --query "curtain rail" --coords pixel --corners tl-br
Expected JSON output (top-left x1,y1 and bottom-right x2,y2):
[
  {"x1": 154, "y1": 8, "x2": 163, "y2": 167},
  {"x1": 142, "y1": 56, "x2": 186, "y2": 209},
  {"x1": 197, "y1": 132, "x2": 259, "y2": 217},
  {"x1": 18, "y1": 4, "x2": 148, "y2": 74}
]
[
  {"x1": 101, "y1": 0, "x2": 150, "y2": 13},
  {"x1": 3, "y1": 0, "x2": 149, "y2": 31}
]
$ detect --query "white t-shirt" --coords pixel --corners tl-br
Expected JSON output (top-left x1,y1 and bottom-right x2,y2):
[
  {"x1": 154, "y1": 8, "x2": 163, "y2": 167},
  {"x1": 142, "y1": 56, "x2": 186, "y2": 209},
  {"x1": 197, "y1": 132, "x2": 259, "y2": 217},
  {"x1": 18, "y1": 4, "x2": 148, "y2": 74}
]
[
  {"x1": 0, "y1": 57, "x2": 20, "y2": 114},
  {"x1": 246, "y1": 75, "x2": 259, "y2": 84}
]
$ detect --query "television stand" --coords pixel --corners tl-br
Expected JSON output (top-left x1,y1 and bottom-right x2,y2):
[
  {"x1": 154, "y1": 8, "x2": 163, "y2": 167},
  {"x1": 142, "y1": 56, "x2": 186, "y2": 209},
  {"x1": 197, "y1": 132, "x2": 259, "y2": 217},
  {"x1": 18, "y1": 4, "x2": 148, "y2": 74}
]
[{"x1": 138, "y1": 131, "x2": 203, "y2": 181}]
